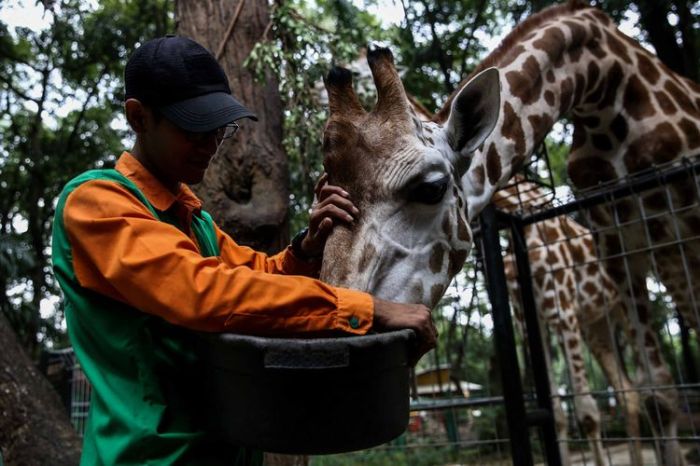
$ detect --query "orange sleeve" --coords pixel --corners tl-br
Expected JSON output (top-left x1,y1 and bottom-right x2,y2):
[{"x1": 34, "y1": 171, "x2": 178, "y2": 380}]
[
  {"x1": 214, "y1": 224, "x2": 322, "y2": 278},
  {"x1": 62, "y1": 179, "x2": 373, "y2": 335}
]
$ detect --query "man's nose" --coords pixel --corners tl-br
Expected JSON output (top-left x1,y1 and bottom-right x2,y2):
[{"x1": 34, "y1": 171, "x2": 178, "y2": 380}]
[{"x1": 199, "y1": 132, "x2": 219, "y2": 154}]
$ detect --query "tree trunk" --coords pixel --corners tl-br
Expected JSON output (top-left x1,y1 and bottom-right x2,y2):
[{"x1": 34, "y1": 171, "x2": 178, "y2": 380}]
[
  {"x1": 0, "y1": 312, "x2": 81, "y2": 465},
  {"x1": 175, "y1": 2, "x2": 304, "y2": 465},
  {"x1": 175, "y1": 0, "x2": 289, "y2": 255}
]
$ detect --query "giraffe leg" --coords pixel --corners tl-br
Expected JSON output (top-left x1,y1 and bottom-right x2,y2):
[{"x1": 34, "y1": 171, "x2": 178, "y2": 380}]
[
  {"x1": 540, "y1": 320, "x2": 572, "y2": 466},
  {"x1": 554, "y1": 314, "x2": 607, "y2": 466},
  {"x1": 624, "y1": 273, "x2": 686, "y2": 466},
  {"x1": 584, "y1": 317, "x2": 643, "y2": 466}
]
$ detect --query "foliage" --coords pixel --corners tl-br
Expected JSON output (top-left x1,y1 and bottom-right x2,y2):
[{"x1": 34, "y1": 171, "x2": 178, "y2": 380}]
[{"x1": 0, "y1": 0, "x2": 173, "y2": 353}]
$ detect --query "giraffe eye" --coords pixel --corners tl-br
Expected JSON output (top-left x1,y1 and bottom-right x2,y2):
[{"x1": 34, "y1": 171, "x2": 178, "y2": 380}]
[{"x1": 408, "y1": 177, "x2": 449, "y2": 205}]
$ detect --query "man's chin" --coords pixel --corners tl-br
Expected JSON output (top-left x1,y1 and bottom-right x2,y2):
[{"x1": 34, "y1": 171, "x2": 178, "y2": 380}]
[{"x1": 182, "y1": 169, "x2": 207, "y2": 185}]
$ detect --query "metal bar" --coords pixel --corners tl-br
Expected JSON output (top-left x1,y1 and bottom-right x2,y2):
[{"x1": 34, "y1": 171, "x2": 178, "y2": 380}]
[
  {"x1": 479, "y1": 204, "x2": 534, "y2": 466},
  {"x1": 511, "y1": 217, "x2": 563, "y2": 466},
  {"x1": 520, "y1": 157, "x2": 700, "y2": 226}
]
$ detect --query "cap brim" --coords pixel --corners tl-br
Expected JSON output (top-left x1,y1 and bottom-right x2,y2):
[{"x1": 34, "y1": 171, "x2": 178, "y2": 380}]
[{"x1": 159, "y1": 91, "x2": 258, "y2": 132}]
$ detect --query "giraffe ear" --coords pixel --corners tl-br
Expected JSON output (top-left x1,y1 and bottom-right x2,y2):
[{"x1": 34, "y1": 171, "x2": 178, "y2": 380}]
[{"x1": 446, "y1": 67, "x2": 501, "y2": 155}]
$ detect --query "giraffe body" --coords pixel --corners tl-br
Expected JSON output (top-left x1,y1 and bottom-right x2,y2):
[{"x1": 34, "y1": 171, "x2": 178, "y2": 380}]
[{"x1": 495, "y1": 179, "x2": 643, "y2": 466}]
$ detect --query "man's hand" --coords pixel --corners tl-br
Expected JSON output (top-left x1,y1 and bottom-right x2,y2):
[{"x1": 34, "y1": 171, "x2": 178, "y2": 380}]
[
  {"x1": 372, "y1": 297, "x2": 437, "y2": 366},
  {"x1": 300, "y1": 173, "x2": 359, "y2": 258}
]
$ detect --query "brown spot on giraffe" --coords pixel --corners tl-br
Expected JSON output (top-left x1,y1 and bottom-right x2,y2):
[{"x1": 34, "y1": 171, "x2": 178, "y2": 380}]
[
  {"x1": 610, "y1": 113, "x2": 628, "y2": 142},
  {"x1": 506, "y1": 56, "x2": 543, "y2": 105},
  {"x1": 546, "y1": 69, "x2": 555, "y2": 83},
  {"x1": 665, "y1": 80, "x2": 700, "y2": 117},
  {"x1": 598, "y1": 61, "x2": 624, "y2": 110},
  {"x1": 615, "y1": 199, "x2": 633, "y2": 223},
  {"x1": 499, "y1": 44, "x2": 526, "y2": 69},
  {"x1": 586, "y1": 61, "x2": 600, "y2": 90},
  {"x1": 502, "y1": 102, "x2": 526, "y2": 157},
  {"x1": 544, "y1": 226, "x2": 561, "y2": 242},
  {"x1": 591, "y1": 133, "x2": 613, "y2": 152},
  {"x1": 411, "y1": 281, "x2": 424, "y2": 302},
  {"x1": 589, "y1": 9, "x2": 612, "y2": 25},
  {"x1": 564, "y1": 20, "x2": 587, "y2": 59},
  {"x1": 532, "y1": 27, "x2": 566, "y2": 65},
  {"x1": 623, "y1": 75, "x2": 654, "y2": 121},
  {"x1": 605, "y1": 31, "x2": 632, "y2": 64},
  {"x1": 430, "y1": 284, "x2": 445, "y2": 305},
  {"x1": 643, "y1": 193, "x2": 667, "y2": 211},
  {"x1": 429, "y1": 244, "x2": 444, "y2": 273},
  {"x1": 542, "y1": 297, "x2": 555, "y2": 309},
  {"x1": 581, "y1": 116, "x2": 600, "y2": 128},
  {"x1": 472, "y1": 164, "x2": 485, "y2": 195},
  {"x1": 358, "y1": 243, "x2": 376, "y2": 274},
  {"x1": 565, "y1": 274, "x2": 575, "y2": 291},
  {"x1": 571, "y1": 125, "x2": 586, "y2": 151},
  {"x1": 679, "y1": 118, "x2": 700, "y2": 150},
  {"x1": 569, "y1": 242, "x2": 585, "y2": 263},
  {"x1": 647, "y1": 218, "x2": 666, "y2": 242},
  {"x1": 568, "y1": 156, "x2": 617, "y2": 189},
  {"x1": 457, "y1": 216, "x2": 470, "y2": 242},
  {"x1": 528, "y1": 113, "x2": 554, "y2": 148},
  {"x1": 567, "y1": 337, "x2": 580, "y2": 350},
  {"x1": 573, "y1": 73, "x2": 586, "y2": 107},
  {"x1": 560, "y1": 77, "x2": 574, "y2": 115},
  {"x1": 441, "y1": 213, "x2": 451, "y2": 236},
  {"x1": 636, "y1": 52, "x2": 660, "y2": 85},
  {"x1": 655, "y1": 90, "x2": 677, "y2": 115},
  {"x1": 448, "y1": 249, "x2": 467, "y2": 276},
  {"x1": 544, "y1": 90, "x2": 555, "y2": 106},
  {"x1": 624, "y1": 122, "x2": 682, "y2": 172},
  {"x1": 589, "y1": 22, "x2": 601, "y2": 39},
  {"x1": 486, "y1": 142, "x2": 502, "y2": 185},
  {"x1": 583, "y1": 281, "x2": 597, "y2": 296}
]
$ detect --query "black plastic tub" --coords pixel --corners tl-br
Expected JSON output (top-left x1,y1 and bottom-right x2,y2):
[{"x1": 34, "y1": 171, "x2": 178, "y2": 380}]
[{"x1": 199, "y1": 329, "x2": 415, "y2": 454}]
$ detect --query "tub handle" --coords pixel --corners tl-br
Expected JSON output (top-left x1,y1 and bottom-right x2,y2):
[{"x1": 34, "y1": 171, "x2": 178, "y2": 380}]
[{"x1": 264, "y1": 346, "x2": 350, "y2": 370}]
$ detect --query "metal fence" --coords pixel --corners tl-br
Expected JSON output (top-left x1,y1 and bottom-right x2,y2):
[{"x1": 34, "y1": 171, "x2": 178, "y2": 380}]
[{"x1": 41, "y1": 347, "x2": 90, "y2": 436}]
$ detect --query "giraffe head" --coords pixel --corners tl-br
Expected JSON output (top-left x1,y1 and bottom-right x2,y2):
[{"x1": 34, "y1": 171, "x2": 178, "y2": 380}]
[{"x1": 319, "y1": 48, "x2": 500, "y2": 307}]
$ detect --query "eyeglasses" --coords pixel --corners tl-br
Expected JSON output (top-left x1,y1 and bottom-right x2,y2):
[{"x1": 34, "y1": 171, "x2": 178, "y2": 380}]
[{"x1": 183, "y1": 122, "x2": 240, "y2": 145}]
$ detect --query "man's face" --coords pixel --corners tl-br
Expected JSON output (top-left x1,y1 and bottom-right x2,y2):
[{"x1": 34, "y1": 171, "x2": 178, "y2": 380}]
[
  {"x1": 145, "y1": 111, "x2": 221, "y2": 186},
  {"x1": 126, "y1": 99, "x2": 223, "y2": 188}
]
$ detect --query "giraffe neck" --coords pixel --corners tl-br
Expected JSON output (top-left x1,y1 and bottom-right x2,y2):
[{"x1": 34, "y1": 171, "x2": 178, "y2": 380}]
[{"x1": 455, "y1": 5, "x2": 700, "y2": 221}]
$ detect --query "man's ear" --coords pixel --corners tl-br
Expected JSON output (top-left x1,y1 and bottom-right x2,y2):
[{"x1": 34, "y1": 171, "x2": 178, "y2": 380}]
[
  {"x1": 124, "y1": 98, "x2": 148, "y2": 133},
  {"x1": 446, "y1": 67, "x2": 501, "y2": 155}
]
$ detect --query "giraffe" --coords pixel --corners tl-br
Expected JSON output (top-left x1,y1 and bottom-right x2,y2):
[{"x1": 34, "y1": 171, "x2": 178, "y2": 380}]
[
  {"x1": 319, "y1": 2, "x2": 700, "y2": 465},
  {"x1": 495, "y1": 177, "x2": 643, "y2": 466}
]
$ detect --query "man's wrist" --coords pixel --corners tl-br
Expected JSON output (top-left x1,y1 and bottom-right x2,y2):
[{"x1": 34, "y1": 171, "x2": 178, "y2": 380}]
[{"x1": 291, "y1": 228, "x2": 319, "y2": 261}]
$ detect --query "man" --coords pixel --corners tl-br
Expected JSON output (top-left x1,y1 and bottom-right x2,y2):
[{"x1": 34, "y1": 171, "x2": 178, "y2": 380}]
[{"x1": 51, "y1": 36, "x2": 436, "y2": 465}]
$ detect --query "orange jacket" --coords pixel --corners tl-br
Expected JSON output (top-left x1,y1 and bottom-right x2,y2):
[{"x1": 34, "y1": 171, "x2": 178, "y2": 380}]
[{"x1": 61, "y1": 151, "x2": 373, "y2": 335}]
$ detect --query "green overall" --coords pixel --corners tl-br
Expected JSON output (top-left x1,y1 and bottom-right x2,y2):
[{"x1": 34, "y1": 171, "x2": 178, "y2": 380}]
[{"x1": 52, "y1": 169, "x2": 262, "y2": 466}]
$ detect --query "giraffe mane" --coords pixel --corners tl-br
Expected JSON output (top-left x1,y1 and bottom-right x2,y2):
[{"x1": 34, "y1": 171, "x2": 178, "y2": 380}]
[{"x1": 433, "y1": 0, "x2": 591, "y2": 123}]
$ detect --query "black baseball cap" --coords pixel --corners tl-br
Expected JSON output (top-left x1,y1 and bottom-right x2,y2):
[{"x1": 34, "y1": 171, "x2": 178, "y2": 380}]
[{"x1": 124, "y1": 35, "x2": 257, "y2": 132}]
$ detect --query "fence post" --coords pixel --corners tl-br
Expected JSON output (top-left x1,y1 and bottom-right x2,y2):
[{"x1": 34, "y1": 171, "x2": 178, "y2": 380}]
[
  {"x1": 479, "y1": 204, "x2": 533, "y2": 466},
  {"x1": 511, "y1": 217, "x2": 563, "y2": 466}
]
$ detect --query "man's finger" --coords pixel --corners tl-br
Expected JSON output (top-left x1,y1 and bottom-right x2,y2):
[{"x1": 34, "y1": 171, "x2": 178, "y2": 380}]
[
  {"x1": 314, "y1": 173, "x2": 329, "y2": 198},
  {"x1": 312, "y1": 218, "x2": 333, "y2": 240},
  {"x1": 318, "y1": 184, "x2": 350, "y2": 202}
]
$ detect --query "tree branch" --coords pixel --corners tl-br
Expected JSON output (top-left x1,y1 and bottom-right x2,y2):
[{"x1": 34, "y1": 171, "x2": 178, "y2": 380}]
[
  {"x1": 0, "y1": 74, "x2": 39, "y2": 103},
  {"x1": 61, "y1": 68, "x2": 107, "y2": 157},
  {"x1": 215, "y1": 0, "x2": 246, "y2": 60},
  {"x1": 459, "y1": 0, "x2": 488, "y2": 79}
]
